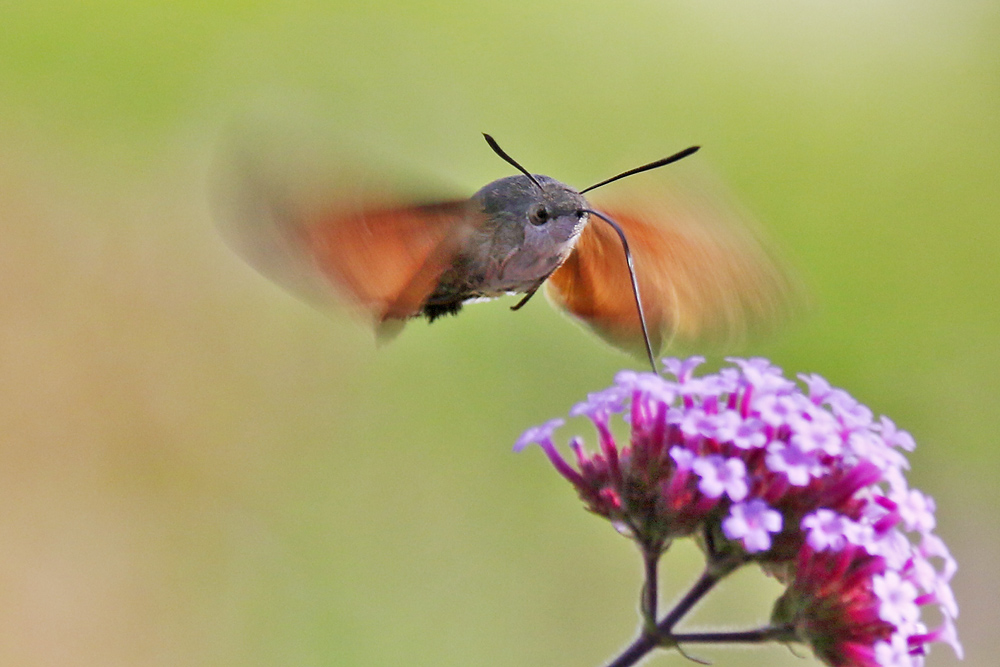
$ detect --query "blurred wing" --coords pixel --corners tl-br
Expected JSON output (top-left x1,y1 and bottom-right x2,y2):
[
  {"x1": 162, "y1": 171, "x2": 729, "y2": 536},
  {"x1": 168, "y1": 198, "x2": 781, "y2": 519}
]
[
  {"x1": 217, "y1": 159, "x2": 472, "y2": 330},
  {"x1": 301, "y1": 201, "x2": 473, "y2": 323},
  {"x1": 545, "y1": 191, "x2": 796, "y2": 354}
]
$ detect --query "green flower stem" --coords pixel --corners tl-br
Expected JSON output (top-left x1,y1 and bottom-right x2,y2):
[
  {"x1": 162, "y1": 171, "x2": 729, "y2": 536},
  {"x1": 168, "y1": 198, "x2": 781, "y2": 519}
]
[
  {"x1": 605, "y1": 546, "x2": 745, "y2": 667},
  {"x1": 640, "y1": 547, "x2": 659, "y2": 626},
  {"x1": 605, "y1": 565, "x2": 721, "y2": 667},
  {"x1": 670, "y1": 624, "x2": 797, "y2": 645}
]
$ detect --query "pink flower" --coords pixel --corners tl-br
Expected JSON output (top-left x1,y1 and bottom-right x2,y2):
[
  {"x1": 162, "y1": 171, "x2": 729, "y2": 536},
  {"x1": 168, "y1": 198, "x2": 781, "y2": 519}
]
[{"x1": 516, "y1": 357, "x2": 961, "y2": 665}]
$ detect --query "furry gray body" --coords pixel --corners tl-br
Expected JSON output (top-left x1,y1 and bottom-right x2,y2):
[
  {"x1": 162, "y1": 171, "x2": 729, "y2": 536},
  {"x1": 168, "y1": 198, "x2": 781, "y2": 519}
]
[{"x1": 423, "y1": 174, "x2": 590, "y2": 320}]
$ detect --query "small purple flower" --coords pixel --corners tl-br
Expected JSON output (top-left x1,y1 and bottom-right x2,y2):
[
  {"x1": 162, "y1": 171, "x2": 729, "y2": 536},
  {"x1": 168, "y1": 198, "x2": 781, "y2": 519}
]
[
  {"x1": 663, "y1": 356, "x2": 705, "y2": 383},
  {"x1": 765, "y1": 442, "x2": 823, "y2": 486},
  {"x1": 731, "y1": 417, "x2": 768, "y2": 450},
  {"x1": 872, "y1": 571, "x2": 921, "y2": 630},
  {"x1": 799, "y1": 372, "x2": 834, "y2": 405},
  {"x1": 693, "y1": 455, "x2": 748, "y2": 501},
  {"x1": 728, "y1": 356, "x2": 795, "y2": 393},
  {"x1": 670, "y1": 445, "x2": 694, "y2": 471},
  {"x1": 877, "y1": 416, "x2": 916, "y2": 452},
  {"x1": 723, "y1": 499, "x2": 782, "y2": 553},
  {"x1": 789, "y1": 411, "x2": 843, "y2": 455},
  {"x1": 616, "y1": 369, "x2": 678, "y2": 404},
  {"x1": 513, "y1": 418, "x2": 565, "y2": 452},
  {"x1": 874, "y1": 634, "x2": 916, "y2": 667},
  {"x1": 829, "y1": 391, "x2": 874, "y2": 430},
  {"x1": 707, "y1": 409, "x2": 740, "y2": 441},
  {"x1": 754, "y1": 393, "x2": 801, "y2": 428},
  {"x1": 678, "y1": 408, "x2": 715, "y2": 439},
  {"x1": 570, "y1": 386, "x2": 628, "y2": 420},
  {"x1": 895, "y1": 489, "x2": 937, "y2": 534},
  {"x1": 847, "y1": 430, "x2": 910, "y2": 473},
  {"x1": 801, "y1": 509, "x2": 851, "y2": 551}
]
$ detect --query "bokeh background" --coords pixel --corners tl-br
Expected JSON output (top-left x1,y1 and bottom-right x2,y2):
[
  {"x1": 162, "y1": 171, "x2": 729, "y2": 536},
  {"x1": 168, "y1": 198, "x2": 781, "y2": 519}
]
[{"x1": 0, "y1": 1, "x2": 994, "y2": 665}]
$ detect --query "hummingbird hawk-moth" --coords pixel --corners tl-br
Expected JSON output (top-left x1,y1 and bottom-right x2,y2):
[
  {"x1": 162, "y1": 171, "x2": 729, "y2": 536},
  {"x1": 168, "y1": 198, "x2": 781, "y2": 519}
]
[{"x1": 220, "y1": 134, "x2": 792, "y2": 372}]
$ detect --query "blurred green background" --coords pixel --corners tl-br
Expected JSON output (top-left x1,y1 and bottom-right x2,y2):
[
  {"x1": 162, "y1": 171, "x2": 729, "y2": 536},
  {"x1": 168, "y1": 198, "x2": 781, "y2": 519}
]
[{"x1": 0, "y1": 1, "x2": 993, "y2": 665}]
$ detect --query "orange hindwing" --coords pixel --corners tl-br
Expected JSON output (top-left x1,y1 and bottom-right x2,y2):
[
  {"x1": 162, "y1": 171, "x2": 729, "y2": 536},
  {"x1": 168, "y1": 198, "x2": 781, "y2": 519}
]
[{"x1": 546, "y1": 192, "x2": 794, "y2": 354}]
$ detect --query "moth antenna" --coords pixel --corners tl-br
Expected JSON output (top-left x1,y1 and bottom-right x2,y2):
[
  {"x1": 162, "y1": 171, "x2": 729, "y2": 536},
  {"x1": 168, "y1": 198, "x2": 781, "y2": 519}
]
[
  {"x1": 580, "y1": 145, "x2": 700, "y2": 194},
  {"x1": 583, "y1": 208, "x2": 659, "y2": 375},
  {"x1": 482, "y1": 133, "x2": 544, "y2": 191}
]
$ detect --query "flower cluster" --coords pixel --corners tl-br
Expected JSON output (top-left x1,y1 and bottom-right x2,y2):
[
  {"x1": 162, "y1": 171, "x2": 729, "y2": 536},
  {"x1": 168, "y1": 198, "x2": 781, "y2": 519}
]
[{"x1": 515, "y1": 357, "x2": 960, "y2": 667}]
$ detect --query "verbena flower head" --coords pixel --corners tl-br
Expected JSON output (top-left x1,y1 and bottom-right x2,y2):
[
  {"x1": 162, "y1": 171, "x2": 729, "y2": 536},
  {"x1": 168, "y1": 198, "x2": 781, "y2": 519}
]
[{"x1": 516, "y1": 357, "x2": 961, "y2": 667}]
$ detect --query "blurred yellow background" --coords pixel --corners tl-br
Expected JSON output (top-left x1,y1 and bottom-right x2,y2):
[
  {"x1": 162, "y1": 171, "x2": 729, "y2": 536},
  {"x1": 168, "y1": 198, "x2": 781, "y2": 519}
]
[{"x1": 0, "y1": 2, "x2": 993, "y2": 665}]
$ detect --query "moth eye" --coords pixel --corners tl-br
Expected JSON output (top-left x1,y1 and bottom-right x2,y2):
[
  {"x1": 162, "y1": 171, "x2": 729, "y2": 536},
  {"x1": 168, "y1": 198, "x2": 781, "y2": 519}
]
[{"x1": 529, "y1": 205, "x2": 550, "y2": 226}]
